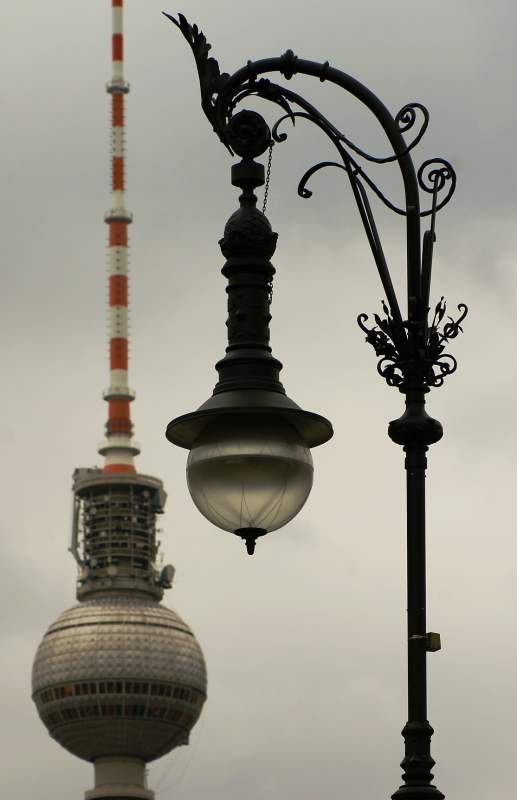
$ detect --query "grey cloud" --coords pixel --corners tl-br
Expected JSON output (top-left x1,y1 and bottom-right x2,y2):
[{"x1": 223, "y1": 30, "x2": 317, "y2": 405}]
[{"x1": 3, "y1": 1, "x2": 517, "y2": 799}]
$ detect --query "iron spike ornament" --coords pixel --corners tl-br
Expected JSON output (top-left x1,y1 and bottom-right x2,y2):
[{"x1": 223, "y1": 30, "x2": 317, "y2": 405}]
[
  {"x1": 165, "y1": 13, "x2": 470, "y2": 800},
  {"x1": 358, "y1": 298, "x2": 468, "y2": 391}
]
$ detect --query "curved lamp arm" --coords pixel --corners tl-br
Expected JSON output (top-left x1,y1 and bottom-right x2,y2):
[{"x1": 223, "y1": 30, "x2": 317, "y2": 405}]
[
  {"x1": 165, "y1": 12, "x2": 464, "y2": 392},
  {"x1": 165, "y1": 14, "x2": 455, "y2": 324},
  {"x1": 218, "y1": 54, "x2": 423, "y2": 315}
]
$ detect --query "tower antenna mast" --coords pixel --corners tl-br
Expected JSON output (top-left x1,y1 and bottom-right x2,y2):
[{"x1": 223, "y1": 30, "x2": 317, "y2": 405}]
[{"x1": 100, "y1": 0, "x2": 138, "y2": 474}]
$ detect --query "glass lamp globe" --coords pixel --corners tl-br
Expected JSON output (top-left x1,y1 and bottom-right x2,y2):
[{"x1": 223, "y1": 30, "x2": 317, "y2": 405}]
[{"x1": 186, "y1": 415, "x2": 313, "y2": 553}]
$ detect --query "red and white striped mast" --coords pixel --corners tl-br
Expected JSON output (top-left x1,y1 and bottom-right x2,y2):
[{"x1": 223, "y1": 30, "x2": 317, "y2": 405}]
[{"x1": 98, "y1": 0, "x2": 139, "y2": 473}]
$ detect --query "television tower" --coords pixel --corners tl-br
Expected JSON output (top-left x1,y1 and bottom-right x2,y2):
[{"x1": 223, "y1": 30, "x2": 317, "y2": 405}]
[{"x1": 32, "y1": 4, "x2": 207, "y2": 799}]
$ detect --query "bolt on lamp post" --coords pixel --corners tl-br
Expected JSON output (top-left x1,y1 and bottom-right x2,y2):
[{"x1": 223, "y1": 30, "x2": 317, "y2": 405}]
[{"x1": 164, "y1": 13, "x2": 467, "y2": 800}]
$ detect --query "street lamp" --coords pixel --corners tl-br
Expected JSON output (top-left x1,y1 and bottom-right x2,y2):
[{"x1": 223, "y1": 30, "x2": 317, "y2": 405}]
[{"x1": 164, "y1": 13, "x2": 467, "y2": 800}]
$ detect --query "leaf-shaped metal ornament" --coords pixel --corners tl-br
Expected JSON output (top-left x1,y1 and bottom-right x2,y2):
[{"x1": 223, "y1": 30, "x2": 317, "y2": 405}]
[
  {"x1": 359, "y1": 297, "x2": 467, "y2": 390},
  {"x1": 256, "y1": 81, "x2": 296, "y2": 128},
  {"x1": 163, "y1": 13, "x2": 231, "y2": 147},
  {"x1": 433, "y1": 297, "x2": 446, "y2": 326}
]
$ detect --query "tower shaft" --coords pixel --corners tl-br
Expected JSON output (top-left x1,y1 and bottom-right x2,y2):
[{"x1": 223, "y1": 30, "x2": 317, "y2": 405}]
[
  {"x1": 100, "y1": 0, "x2": 138, "y2": 473},
  {"x1": 86, "y1": 758, "x2": 153, "y2": 800}
]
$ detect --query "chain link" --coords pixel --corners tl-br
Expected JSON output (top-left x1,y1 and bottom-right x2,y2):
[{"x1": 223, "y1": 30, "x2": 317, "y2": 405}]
[{"x1": 262, "y1": 141, "x2": 274, "y2": 214}]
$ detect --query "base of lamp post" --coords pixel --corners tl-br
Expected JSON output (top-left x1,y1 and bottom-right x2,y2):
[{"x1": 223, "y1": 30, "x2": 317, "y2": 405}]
[
  {"x1": 391, "y1": 713, "x2": 445, "y2": 800},
  {"x1": 392, "y1": 787, "x2": 444, "y2": 800},
  {"x1": 392, "y1": 784, "x2": 444, "y2": 800}
]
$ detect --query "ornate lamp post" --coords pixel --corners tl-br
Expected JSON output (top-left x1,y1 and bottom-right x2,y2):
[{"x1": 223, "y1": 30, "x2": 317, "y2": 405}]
[{"x1": 164, "y1": 13, "x2": 467, "y2": 800}]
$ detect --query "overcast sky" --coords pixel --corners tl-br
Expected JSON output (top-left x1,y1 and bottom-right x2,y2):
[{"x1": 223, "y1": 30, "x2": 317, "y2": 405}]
[{"x1": 2, "y1": 2, "x2": 517, "y2": 799}]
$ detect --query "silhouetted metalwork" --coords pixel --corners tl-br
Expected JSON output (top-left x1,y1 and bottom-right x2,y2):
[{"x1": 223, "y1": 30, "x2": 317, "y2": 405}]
[
  {"x1": 358, "y1": 299, "x2": 468, "y2": 389},
  {"x1": 165, "y1": 13, "x2": 469, "y2": 800}
]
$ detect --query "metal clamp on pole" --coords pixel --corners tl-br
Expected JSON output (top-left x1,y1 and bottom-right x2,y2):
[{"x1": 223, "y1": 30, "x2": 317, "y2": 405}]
[
  {"x1": 408, "y1": 632, "x2": 441, "y2": 652},
  {"x1": 426, "y1": 632, "x2": 442, "y2": 652}
]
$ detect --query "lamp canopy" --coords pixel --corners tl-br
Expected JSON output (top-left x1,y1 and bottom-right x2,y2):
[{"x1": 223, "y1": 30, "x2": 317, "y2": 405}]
[{"x1": 166, "y1": 148, "x2": 333, "y2": 453}]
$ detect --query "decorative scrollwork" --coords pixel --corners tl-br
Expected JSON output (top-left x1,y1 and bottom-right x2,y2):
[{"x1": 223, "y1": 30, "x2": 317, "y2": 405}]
[
  {"x1": 270, "y1": 108, "x2": 454, "y2": 219},
  {"x1": 297, "y1": 161, "x2": 348, "y2": 199},
  {"x1": 358, "y1": 299, "x2": 468, "y2": 389},
  {"x1": 166, "y1": 13, "x2": 464, "y2": 373},
  {"x1": 230, "y1": 80, "x2": 296, "y2": 135},
  {"x1": 339, "y1": 102, "x2": 429, "y2": 164},
  {"x1": 165, "y1": 14, "x2": 456, "y2": 213},
  {"x1": 396, "y1": 102, "x2": 428, "y2": 134},
  {"x1": 271, "y1": 101, "x2": 428, "y2": 165},
  {"x1": 418, "y1": 159, "x2": 456, "y2": 213}
]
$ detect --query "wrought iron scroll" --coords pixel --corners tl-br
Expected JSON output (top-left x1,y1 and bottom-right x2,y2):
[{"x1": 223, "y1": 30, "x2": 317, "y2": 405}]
[
  {"x1": 165, "y1": 14, "x2": 455, "y2": 215},
  {"x1": 166, "y1": 12, "x2": 465, "y2": 391}
]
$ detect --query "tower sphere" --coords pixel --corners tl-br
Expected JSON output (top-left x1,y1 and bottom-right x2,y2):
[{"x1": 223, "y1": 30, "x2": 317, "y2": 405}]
[{"x1": 32, "y1": 595, "x2": 207, "y2": 762}]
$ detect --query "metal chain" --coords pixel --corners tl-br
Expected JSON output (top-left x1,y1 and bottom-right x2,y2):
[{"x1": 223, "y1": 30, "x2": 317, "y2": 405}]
[{"x1": 262, "y1": 141, "x2": 274, "y2": 214}]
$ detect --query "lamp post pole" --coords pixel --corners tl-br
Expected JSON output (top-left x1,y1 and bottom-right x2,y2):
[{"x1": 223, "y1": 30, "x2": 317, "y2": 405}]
[
  {"x1": 164, "y1": 14, "x2": 467, "y2": 799},
  {"x1": 390, "y1": 390, "x2": 442, "y2": 799}
]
